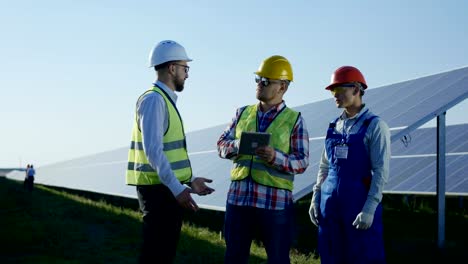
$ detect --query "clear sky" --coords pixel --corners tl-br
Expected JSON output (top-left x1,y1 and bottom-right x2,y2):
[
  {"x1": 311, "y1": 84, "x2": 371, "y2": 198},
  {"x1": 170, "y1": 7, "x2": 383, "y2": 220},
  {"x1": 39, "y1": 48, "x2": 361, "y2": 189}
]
[{"x1": 1, "y1": 0, "x2": 467, "y2": 167}]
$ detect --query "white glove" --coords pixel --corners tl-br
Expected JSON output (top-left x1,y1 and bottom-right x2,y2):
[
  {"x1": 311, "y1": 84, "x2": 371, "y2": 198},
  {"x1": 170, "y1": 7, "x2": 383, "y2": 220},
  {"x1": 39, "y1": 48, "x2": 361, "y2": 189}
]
[
  {"x1": 352, "y1": 212, "x2": 374, "y2": 230},
  {"x1": 352, "y1": 197, "x2": 379, "y2": 230},
  {"x1": 308, "y1": 191, "x2": 320, "y2": 227}
]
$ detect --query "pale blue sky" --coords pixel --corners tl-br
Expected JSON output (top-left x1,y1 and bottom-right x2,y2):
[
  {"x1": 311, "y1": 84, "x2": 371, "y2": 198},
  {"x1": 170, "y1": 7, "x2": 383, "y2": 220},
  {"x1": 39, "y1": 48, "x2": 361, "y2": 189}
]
[{"x1": 1, "y1": 0, "x2": 467, "y2": 167}]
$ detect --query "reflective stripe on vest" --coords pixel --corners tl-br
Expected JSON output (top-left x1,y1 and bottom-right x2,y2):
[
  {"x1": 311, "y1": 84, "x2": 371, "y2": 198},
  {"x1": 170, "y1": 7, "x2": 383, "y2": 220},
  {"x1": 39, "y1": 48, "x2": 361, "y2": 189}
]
[
  {"x1": 126, "y1": 86, "x2": 192, "y2": 185},
  {"x1": 231, "y1": 104, "x2": 299, "y2": 190}
]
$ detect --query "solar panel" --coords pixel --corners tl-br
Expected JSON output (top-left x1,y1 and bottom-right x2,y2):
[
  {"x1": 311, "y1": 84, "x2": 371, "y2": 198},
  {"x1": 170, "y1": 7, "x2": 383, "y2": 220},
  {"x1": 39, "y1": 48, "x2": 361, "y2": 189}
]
[
  {"x1": 6, "y1": 67, "x2": 468, "y2": 211},
  {"x1": 386, "y1": 123, "x2": 468, "y2": 195}
]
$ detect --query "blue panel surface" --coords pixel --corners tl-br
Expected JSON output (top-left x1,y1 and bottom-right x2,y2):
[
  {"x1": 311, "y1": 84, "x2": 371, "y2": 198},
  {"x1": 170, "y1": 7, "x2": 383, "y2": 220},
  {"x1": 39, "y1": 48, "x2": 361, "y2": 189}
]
[{"x1": 6, "y1": 67, "x2": 468, "y2": 211}]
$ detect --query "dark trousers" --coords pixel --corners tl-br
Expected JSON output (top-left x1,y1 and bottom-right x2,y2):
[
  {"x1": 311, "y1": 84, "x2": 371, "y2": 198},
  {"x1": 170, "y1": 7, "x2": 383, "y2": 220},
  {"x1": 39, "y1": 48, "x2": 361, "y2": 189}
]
[
  {"x1": 224, "y1": 203, "x2": 294, "y2": 264},
  {"x1": 137, "y1": 185, "x2": 183, "y2": 264},
  {"x1": 24, "y1": 177, "x2": 34, "y2": 192}
]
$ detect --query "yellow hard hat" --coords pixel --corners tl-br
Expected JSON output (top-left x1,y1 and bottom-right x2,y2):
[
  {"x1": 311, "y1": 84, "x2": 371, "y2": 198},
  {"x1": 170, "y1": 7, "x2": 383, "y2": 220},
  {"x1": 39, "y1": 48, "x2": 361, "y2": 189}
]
[{"x1": 254, "y1": 55, "x2": 293, "y2": 81}]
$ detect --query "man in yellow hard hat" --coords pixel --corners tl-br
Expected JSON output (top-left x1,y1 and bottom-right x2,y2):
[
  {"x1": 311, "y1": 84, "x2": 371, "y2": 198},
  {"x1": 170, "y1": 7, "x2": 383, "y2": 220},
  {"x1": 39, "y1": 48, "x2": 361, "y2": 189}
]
[
  {"x1": 309, "y1": 66, "x2": 390, "y2": 263},
  {"x1": 126, "y1": 40, "x2": 215, "y2": 264},
  {"x1": 217, "y1": 55, "x2": 310, "y2": 264}
]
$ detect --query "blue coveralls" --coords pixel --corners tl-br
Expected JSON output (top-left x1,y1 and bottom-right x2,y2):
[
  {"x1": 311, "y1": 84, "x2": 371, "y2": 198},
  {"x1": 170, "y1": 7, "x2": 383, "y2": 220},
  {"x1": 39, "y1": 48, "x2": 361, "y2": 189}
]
[{"x1": 318, "y1": 114, "x2": 385, "y2": 264}]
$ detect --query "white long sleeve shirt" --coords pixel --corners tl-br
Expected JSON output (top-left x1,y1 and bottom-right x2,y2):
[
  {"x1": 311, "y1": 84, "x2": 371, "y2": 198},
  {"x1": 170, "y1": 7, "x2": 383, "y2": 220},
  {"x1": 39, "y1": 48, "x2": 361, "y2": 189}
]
[
  {"x1": 314, "y1": 105, "x2": 391, "y2": 209},
  {"x1": 136, "y1": 81, "x2": 186, "y2": 197}
]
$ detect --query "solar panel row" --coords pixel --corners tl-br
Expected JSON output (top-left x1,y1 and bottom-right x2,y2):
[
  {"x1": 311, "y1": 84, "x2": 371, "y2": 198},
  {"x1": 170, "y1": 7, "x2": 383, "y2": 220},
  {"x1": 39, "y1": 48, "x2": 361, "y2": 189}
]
[{"x1": 6, "y1": 67, "x2": 468, "y2": 211}]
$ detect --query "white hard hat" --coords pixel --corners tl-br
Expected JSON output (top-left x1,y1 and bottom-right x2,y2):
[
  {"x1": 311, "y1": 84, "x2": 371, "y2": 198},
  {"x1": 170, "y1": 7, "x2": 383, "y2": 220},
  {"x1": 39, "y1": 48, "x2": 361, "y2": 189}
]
[{"x1": 148, "y1": 40, "x2": 192, "y2": 68}]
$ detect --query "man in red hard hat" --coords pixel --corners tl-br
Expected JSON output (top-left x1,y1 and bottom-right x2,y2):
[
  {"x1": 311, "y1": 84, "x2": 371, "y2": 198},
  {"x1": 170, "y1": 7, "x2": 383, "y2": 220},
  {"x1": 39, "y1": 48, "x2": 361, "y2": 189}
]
[{"x1": 309, "y1": 66, "x2": 391, "y2": 263}]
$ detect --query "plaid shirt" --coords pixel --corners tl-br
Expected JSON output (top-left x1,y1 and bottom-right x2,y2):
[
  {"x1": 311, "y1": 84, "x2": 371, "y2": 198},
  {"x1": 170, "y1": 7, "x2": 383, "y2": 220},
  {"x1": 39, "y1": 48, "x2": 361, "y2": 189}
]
[{"x1": 217, "y1": 101, "x2": 309, "y2": 210}]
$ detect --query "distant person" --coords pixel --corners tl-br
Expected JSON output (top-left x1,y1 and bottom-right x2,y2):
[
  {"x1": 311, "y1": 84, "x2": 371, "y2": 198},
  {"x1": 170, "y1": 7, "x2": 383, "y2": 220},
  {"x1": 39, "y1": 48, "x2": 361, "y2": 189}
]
[
  {"x1": 23, "y1": 164, "x2": 30, "y2": 190},
  {"x1": 126, "y1": 40, "x2": 215, "y2": 264},
  {"x1": 309, "y1": 66, "x2": 391, "y2": 263},
  {"x1": 217, "y1": 55, "x2": 310, "y2": 264},
  {"x1": 26, "y1": 164, "x2": 36, "y2": 192}
]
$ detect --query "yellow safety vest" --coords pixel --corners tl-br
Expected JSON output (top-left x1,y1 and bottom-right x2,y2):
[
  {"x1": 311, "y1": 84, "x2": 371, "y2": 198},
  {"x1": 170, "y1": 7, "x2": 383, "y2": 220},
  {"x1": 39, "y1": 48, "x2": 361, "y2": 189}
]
[
  {"x1": 231, "y1": 104, "x2": 299, "y2": 191},
  {"x1": 126, "y1": 86, "x2": 192, "y2": 185}
]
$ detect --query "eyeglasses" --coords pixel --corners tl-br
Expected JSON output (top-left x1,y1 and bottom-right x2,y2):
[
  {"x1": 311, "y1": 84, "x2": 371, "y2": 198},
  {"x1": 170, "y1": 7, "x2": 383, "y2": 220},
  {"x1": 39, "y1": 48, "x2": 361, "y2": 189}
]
[
  {"x1": 330, "y1": 84, "x2": 355, "y2": 95},
  {"x1": 172, "y1": 63, "x2": 190, "y2": 73},
  {"x1": 255, "y1": 76, "x2": 281, "y2": 87}
]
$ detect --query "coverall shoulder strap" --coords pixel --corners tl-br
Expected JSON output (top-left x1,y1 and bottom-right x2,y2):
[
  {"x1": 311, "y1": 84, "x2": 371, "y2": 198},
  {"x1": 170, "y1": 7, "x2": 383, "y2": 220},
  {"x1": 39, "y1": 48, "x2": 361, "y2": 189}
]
[{"x1": 328, "y1": 117, "x2": 340, "y2": 129}]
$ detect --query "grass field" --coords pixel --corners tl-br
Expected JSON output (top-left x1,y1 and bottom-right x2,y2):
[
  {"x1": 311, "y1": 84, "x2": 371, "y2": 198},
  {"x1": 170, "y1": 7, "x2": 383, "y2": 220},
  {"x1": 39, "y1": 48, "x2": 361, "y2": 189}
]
[{"x1": 1, "y1": 177, "x2": 467, "y2": 263}]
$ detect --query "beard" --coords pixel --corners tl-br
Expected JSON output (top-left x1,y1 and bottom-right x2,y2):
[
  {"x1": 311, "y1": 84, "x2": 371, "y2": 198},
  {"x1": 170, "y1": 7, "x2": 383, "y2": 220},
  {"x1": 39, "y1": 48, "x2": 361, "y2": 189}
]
[
  {"x1": 174, "y1": 77, "x2": 185, "y2": 92},
  {"x1": 175, "y1": 84, "x2": 184, "y2": 92},
  {"x1": 256, "y1": 90, "x2": 269, "y2": 102}
]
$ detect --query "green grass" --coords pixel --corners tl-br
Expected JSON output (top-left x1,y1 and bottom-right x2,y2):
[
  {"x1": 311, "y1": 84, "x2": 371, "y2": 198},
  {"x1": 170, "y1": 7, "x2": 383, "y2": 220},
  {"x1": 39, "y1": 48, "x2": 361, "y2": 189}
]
[
  {"x1": 1, "y1": 177, "x2": 467, "y2": 263},
  {"x1": 0, "y1": 178, "x2": 316, "y2": 263}
]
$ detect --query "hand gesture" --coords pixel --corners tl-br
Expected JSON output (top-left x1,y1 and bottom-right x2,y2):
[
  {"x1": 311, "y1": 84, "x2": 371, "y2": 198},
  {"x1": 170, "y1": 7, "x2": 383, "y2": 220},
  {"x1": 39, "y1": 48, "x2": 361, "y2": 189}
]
[
  {"x1": 190, "y1": 177, "x2": 215, "y2": 196},
  {"x1": 176, "y1": 188, "x2": 199, "y2": 212}
]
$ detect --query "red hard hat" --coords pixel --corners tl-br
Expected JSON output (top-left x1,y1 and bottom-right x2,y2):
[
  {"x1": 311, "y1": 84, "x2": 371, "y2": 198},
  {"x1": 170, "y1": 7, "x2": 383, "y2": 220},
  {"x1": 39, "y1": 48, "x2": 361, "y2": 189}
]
[{"x1": 325, "y1": 66, "x2": 367, "y2": 90}]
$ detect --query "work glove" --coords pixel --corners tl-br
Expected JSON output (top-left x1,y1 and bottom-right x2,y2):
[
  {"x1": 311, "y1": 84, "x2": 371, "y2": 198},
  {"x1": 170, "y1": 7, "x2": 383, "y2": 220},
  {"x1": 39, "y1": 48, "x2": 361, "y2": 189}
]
[
  {"x1": 352, "y1": 197, "x2": 379, "y2": 230},
  {"x1": 352, "y1": 212, "x2": 374, "y2": 230},
  {"x1": 308, "y1": 191, "x2": 320, "y2": 227}
]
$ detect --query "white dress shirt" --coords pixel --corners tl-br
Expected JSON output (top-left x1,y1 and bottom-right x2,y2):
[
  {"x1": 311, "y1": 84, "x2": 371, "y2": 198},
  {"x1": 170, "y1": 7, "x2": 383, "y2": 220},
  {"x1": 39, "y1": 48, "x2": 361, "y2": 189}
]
[{"x1": 136, "y1": 80, "x2": 186, "y2": 197}]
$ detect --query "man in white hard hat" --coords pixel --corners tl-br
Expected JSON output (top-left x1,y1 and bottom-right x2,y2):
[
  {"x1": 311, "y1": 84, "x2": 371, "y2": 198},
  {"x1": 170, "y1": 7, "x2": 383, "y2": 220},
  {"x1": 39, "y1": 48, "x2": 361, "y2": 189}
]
[{"x1": 126, "y1": 40, "x2": 214, "y2": 264}]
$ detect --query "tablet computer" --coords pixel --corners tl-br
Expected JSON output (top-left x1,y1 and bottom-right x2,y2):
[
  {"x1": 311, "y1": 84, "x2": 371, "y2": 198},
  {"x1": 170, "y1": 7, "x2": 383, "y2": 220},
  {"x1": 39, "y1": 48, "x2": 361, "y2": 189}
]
[{"x1": 238, "y1": 132, "x2": 271, "y2": 155}]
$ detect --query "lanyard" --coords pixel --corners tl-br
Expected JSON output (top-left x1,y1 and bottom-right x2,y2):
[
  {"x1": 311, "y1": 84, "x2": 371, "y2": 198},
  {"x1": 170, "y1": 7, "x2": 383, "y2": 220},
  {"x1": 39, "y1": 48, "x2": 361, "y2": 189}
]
[{"x1": 341, "y1": 109, "x2": 368, "y2": 144}]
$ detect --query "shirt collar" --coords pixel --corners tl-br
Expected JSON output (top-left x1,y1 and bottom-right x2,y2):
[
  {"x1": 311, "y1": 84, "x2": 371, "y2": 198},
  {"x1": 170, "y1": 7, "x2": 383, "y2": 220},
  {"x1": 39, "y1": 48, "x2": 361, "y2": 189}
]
[
  {"x1": 340, "y1": 104, "x2": 368, "y2": 120},
  {"x1": 154, "y1": 80, "x2": 178, "y2": 103},
  {"x1": 257, "y1": 100, "x2": 286, "y2": 114}
]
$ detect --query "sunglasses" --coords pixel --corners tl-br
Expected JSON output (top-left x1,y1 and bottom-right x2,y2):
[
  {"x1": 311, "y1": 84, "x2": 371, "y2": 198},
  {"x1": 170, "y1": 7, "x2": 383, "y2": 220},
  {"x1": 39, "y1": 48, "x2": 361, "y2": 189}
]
[
  {"x1": 255, "y1": 76, "x2": 281, "y2": 87},
  {"x1": 330, "y1": 84, "x2": 356, "y2": 95},
  {"x1": 172, "y1": 63, "x2": 190, "y2": 73}
]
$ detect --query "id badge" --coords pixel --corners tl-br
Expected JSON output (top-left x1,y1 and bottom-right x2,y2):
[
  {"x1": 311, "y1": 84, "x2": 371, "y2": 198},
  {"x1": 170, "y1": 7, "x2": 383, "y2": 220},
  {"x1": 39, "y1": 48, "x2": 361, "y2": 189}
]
[{"x1": 334, "y1": 145, "x2": 348, "y2": 159}]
